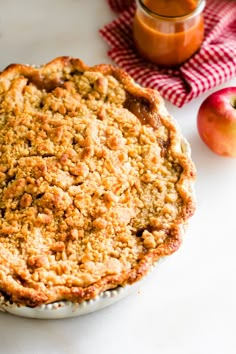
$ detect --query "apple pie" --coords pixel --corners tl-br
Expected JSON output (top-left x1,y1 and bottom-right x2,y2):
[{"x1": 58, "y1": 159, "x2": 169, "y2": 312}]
[{"x1": 0, "y1": 57, "x2": 196, "y2": 307}]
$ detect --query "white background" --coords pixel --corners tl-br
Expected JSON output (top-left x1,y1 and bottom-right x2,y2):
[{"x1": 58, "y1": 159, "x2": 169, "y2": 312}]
[{"x1": 0, "y1": 1, "x2": 235, "y2": 353}]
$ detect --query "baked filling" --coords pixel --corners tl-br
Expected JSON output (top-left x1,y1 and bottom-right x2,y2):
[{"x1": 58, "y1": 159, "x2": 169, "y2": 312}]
[{"x1": 0, "y1": 57, "x2": 196, "y2": 307}]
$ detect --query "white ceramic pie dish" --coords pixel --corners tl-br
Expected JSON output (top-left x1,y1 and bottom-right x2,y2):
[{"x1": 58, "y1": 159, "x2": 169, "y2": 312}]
[
  {"x1": 0, "y1": 282, "x2": 139, "y2": 319},
  {"x1": 0, "y1": 260, "x2": 165, "y2": 319}
]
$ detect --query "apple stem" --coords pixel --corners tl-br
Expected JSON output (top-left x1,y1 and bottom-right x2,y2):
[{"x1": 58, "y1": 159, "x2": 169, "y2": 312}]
[{"x1": 231, "y1": 98, "x2": 236, "y2": 109}]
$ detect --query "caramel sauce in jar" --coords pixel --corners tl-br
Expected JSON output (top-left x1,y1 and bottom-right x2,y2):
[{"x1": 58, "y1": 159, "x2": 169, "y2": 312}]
[{"x1": 133, "y1": 0, "x2": 206, "y2": 67}]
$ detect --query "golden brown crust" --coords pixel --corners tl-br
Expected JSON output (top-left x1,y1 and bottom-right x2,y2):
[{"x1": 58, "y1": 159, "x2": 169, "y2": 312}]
[{"x1": 0, "y1": 56, "x2": 196, "y2": 307}]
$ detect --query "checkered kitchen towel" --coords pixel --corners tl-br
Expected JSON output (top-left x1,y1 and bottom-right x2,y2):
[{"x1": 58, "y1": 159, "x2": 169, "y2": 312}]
[{"x1": 100, "y1": 0, "x2": 236, "y2": 107}]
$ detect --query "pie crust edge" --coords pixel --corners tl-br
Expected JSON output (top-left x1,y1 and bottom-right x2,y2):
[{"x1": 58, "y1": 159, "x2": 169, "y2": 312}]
[{"x1": 0, "y1": 56, "x2": 196, "y2": 307}]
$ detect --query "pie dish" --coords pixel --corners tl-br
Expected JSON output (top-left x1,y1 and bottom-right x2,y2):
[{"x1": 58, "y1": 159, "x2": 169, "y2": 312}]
[
  {"x1": 0, "y1": 279, "x2": 142, "y2": 319},
  {"x1": 0, "y1": 56, "x2": 196, "y2": 315}
]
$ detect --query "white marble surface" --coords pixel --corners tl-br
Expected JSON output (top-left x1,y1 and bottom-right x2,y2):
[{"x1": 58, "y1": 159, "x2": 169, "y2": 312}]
[{"x1": 0, "y1": 1, "x2": 236, "y2": 353}]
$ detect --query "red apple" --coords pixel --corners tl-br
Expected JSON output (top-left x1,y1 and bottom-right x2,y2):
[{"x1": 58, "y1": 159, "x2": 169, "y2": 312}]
[{"x1": 197, "y1": 87, "x2": 236, "y2": 157}]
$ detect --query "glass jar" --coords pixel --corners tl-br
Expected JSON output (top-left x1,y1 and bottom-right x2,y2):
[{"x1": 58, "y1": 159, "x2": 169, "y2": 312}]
[{"x1": 133, "y1": 0, "x2": 206, "y2": 67}]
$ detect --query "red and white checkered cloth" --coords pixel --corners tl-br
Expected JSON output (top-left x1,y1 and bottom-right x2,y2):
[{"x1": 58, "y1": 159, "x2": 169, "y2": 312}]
[{"x1": 100, "y1": 0, "x2": 236, "y2": 107}]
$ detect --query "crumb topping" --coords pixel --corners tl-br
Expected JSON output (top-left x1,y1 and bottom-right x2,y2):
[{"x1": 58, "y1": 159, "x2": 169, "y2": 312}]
[{"x1": 0, "y1": 57, "x2": 195, "y2": 306}]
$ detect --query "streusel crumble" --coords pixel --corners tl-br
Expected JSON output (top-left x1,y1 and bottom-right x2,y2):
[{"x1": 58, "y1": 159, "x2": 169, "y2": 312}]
[{"x1": 0, "y1": 57, "x2": 196, "y2": 307}]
